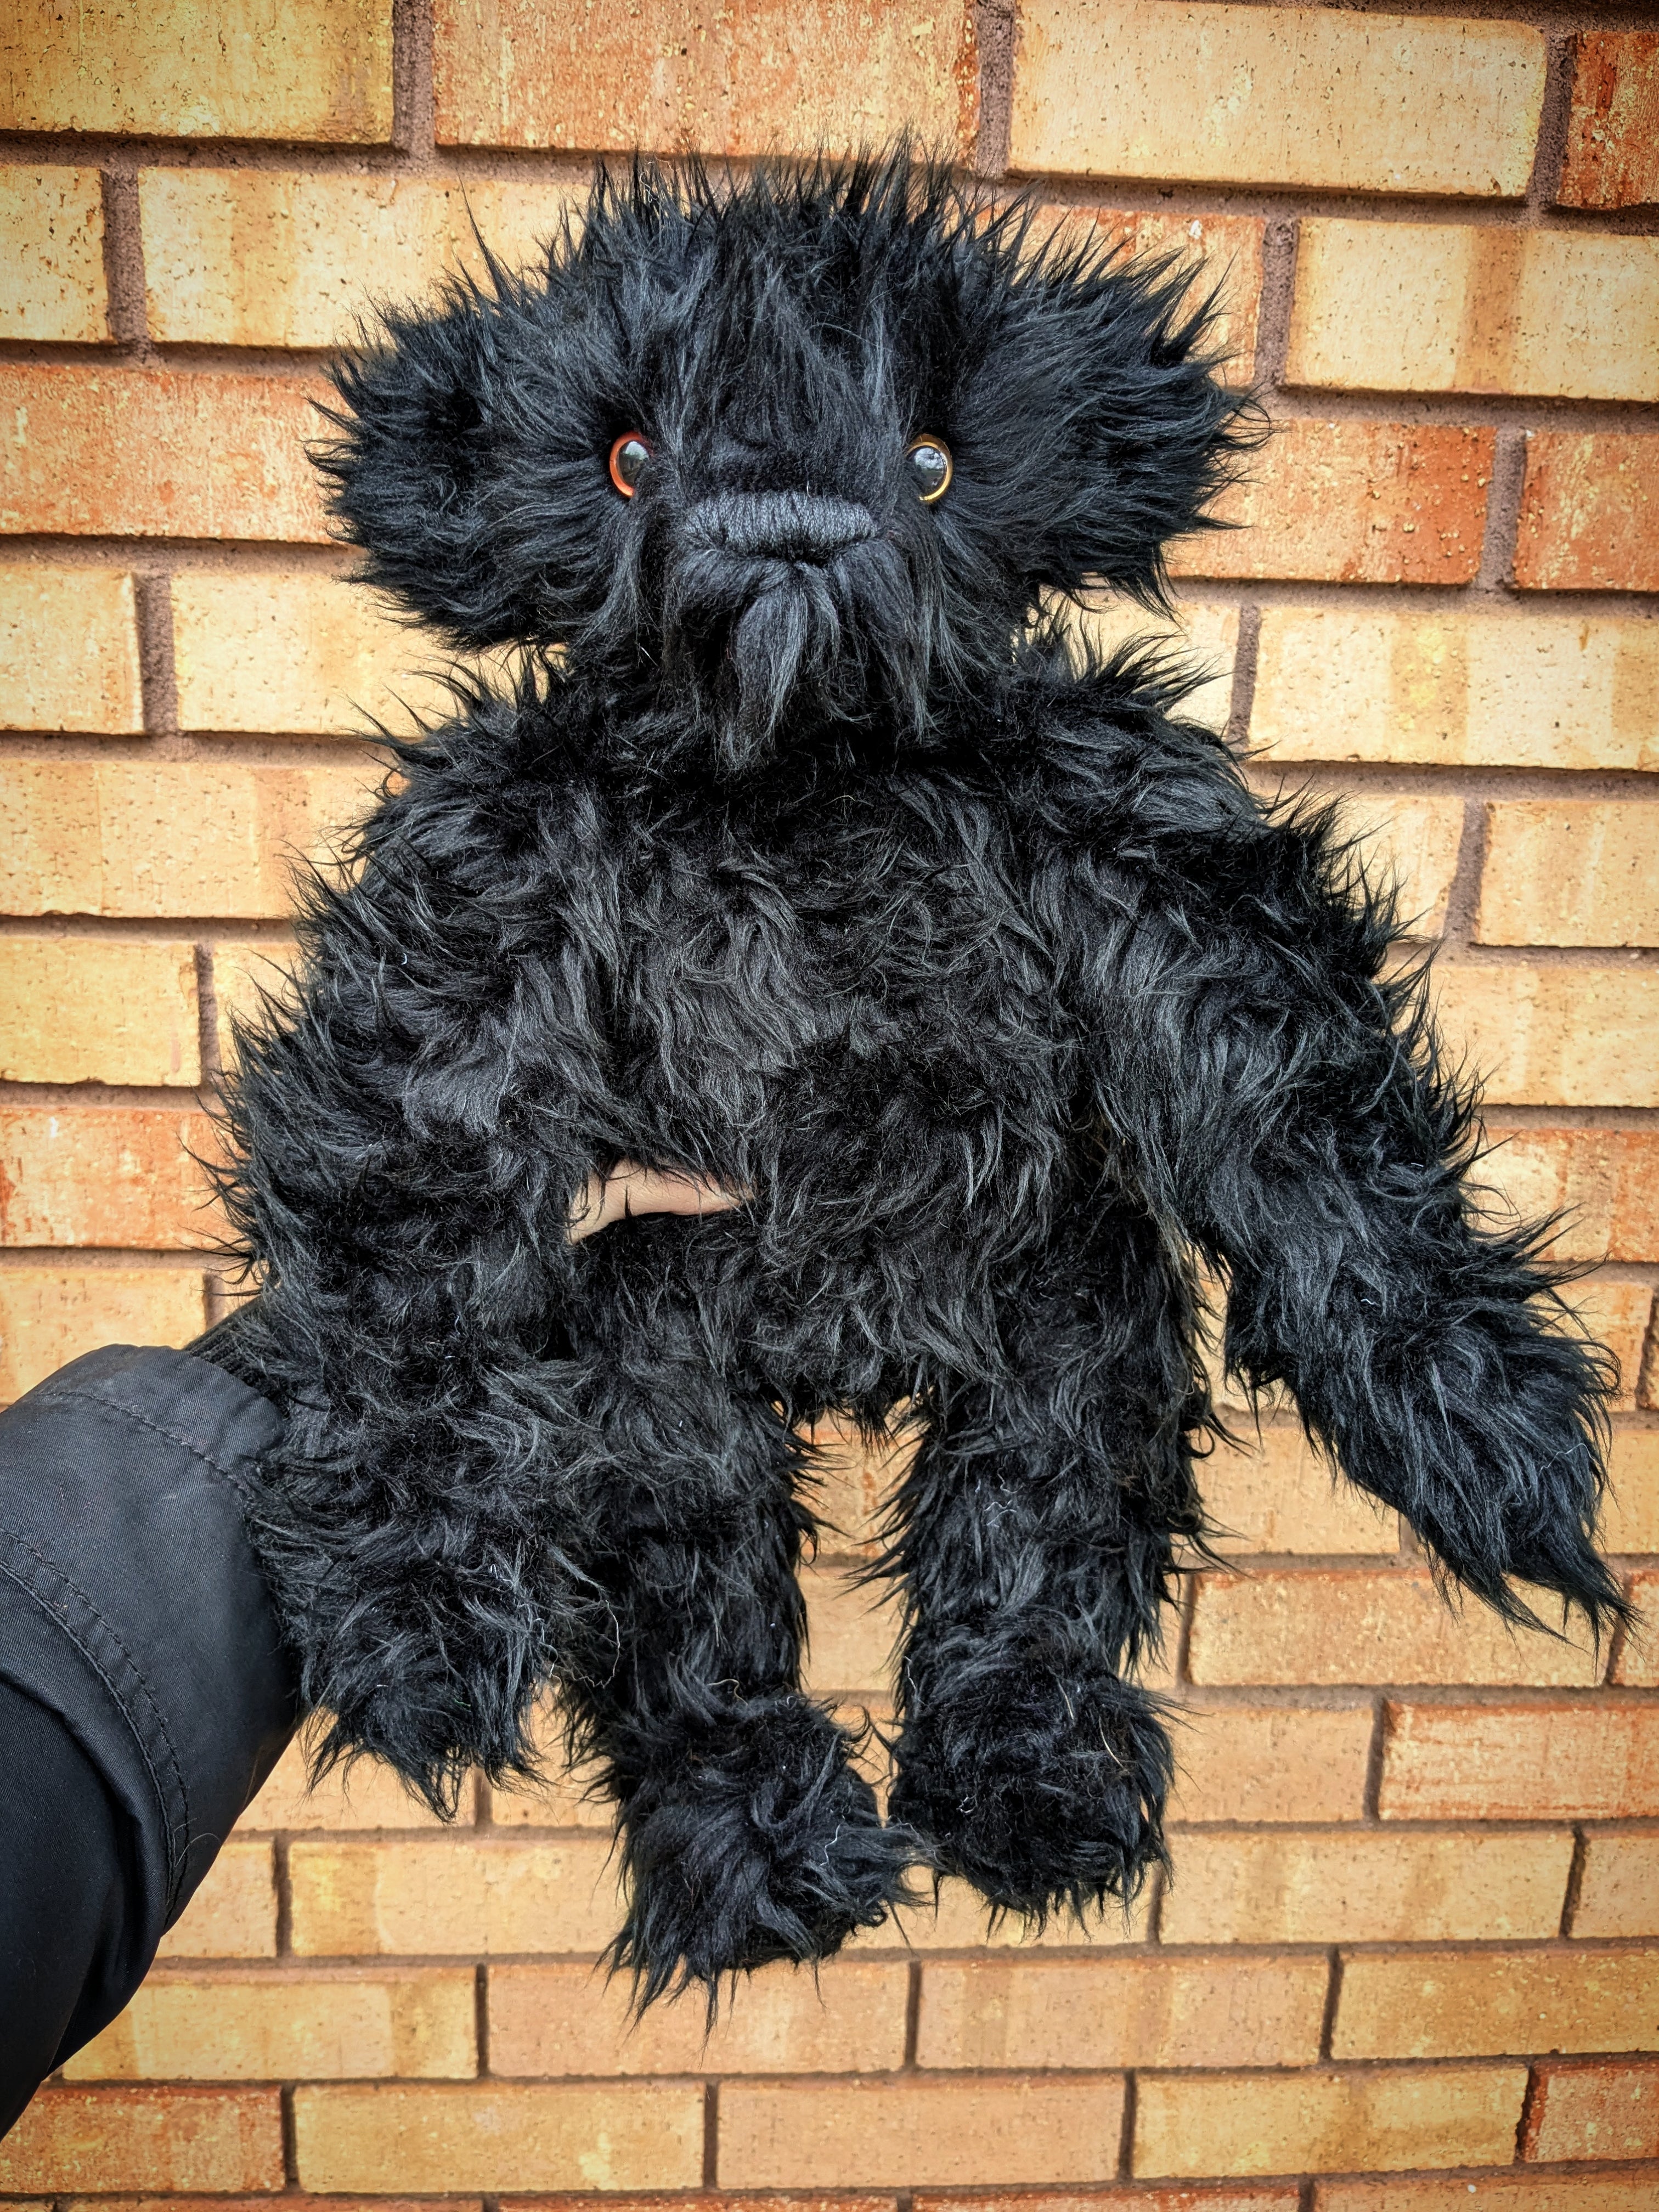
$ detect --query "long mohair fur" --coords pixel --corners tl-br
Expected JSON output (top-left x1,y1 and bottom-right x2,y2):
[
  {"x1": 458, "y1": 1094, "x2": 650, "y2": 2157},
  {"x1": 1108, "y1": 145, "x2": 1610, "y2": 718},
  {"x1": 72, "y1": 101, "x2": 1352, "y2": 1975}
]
[{"x1": 207, "y1": 151, "x2": 1628, "y2": 2005}]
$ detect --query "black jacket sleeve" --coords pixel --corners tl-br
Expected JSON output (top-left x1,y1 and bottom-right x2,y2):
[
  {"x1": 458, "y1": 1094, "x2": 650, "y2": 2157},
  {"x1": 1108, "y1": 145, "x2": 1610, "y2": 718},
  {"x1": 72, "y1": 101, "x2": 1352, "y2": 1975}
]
[{"x1": 0, "y1": 1345, "x2": 298, "y2": 2132}]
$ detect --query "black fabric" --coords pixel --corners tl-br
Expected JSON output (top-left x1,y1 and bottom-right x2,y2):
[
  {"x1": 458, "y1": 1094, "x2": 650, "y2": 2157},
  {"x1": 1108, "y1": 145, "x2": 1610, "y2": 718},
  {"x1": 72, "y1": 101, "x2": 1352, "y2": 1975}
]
[{"x1": 0, "y1": 1345, "x2": 298, "y2": 2130}]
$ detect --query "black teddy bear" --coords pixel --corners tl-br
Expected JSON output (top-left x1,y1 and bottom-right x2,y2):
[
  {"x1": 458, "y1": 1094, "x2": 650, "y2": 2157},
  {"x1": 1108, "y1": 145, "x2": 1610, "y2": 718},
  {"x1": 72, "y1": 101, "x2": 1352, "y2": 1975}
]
[{"x1": 204, "y1": 154, "x2": 1626, "y2": 2002}]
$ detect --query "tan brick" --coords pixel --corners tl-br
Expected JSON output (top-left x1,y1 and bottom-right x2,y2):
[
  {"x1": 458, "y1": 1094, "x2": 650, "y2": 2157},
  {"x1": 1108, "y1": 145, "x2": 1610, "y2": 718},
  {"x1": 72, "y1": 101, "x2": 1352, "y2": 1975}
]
[
  {"x1": 1336, "y1": 1943, "x2": 1659, "y2": 2062},
  {"x1": 63, "y1": 1966, "x2": 476, "y2": 2081},
  {"x1": 154, "y1": 1840, "x2": 277, "y2": 1960},
  {"x1": 853, "y1": 1876, "x2": 1148, "y2": 1953},
  {"x1": 0, "y1": 0, "x2": 392, "y2": 141},
  {"x1": 142, "y1": 171, "x2": 582, "y2": 348},
  {"x1": 1525, "y1": 2058, "x2": 1659, "y2": 2162},
  {"x1": 1133, "y1": 2064, "x2": 1526, "y2": 2180},
  {"x1": 240, "y1": 1733, "x2": 453, "y2": 1832},
  {"x1": 1168, "y1": 1703, "x2": 1372, "y2": 1825},
  {"x1": 484, "y1": 1696, "x2": 614, "y2": 1829},
  {"x1": 1187, "y1": 1566, "x2": 1602, "y2": 1689},
  {"x1": 921, "y1": 2193, "x2": 1297, "y2": 2212},
  {"x1": 918, "y1": 1953, "x2": 1325, "y2": 2071},
  {"x1": 492, "y1": 1957, "x2": 908, "y2": 2076},
  {"x1": 721, "y1": 2076, "x2": 1126, "y2": 2189},
  {"x1": 0, "y1": 167, "x2": 107, "y2": 342},
  {"x1": 295, "y1": 2082, "x2": 702, "y2": 2191},
  {"x1": 1515, "y1": 433, "x2": 1659, "y2": 594},
  {"x1": 1320, "y1": 2176, "x2": 1659, "y2": 2212},
  {"x1": 1162, "y1": 1827, "x2": 1571, "y2": 1947},
  {"x1": 1575, "y1": 1832, "x2": 1659, "y2": 1938},
  {"x1": 1559, "y1": 33, "x2": 1659, "y2": 211},
  {"x1": 0, "y1": 366, "x2": 328, "y2": 541},
  {"x1": 212, "y1": 939, "x2": 302, "y2": 1069},
  {"x1": 1612, "y1": 1568, "x2": 1659, "y2": 1686},
  {"x1": 1250, "y1": 608, "x2": 1659, "y2": 773},
  {"x1": 433, "y1": 0, "x2": 978, "y2": 157},
  {"x1": 1170, "y1": 422, "x2": 1493, "y2": 585},
  {"x1": 1012, "y1": 3, "x2": 1544, "y2": 196},
  {"x1": 1040, "y1": 208, "x2": 1266, "y2": 384},
  {"x1": 805, "y1": 1410, "x2": 918, "y2": 1555},
  {"x1": 1479, "y1": 804, "x2": 1659, "y2": 949},
  {"x1": 1287, "y1": 223, "x2": 1659, "y2": 403},
  {"x1": 1574, "y1": 1276, "x2": 1655, "y2": 1413},
  {"x1": 1, "y1": 566, "x2": 144, "y2": 732},
  {"x1": 1380, "y1": 1702, "x2": 1659, "y2": 1822},
  {"x1": 0, "y1": 1264, "x2": 207, "y2": 1402},
  {"x1": 1058, "y1": 596, "x2": 1238, "y2": 733},
  {"x1": 290, "y1": 1835, "x2": 622, "y2": 1956},
  {"x1": 0, "y1": 2087, "x2": 284, "y2": 2192},
  {"x1": 1429, "y1": 963, "x2": 1659, "y2": 1109},
  {"x1": 3, "y1": 760, "x2": 377, "y2": 918},
  {"x1": 1605, "y1": 1426, "x2": 1659, "y2": 1551},
  {"x1": 1477, "y1": 1131, "x2": 1659, "y2": 1267},
  {"x1": 0, "y1": 1108, "x2": 219, "y2": 1250},
  {"x1": 0, "y1": 940, "x2": 200, "y2": 1086},
  {"x1": 801, "y1": 1561, "x2": 900, "y2": 1696},
  {"x1": 1203, "y1": 1424, "x2": 1400, "y2": 1554},
  {"x1": 173, "y1": 571, "x2": 461, "y2": 737}
]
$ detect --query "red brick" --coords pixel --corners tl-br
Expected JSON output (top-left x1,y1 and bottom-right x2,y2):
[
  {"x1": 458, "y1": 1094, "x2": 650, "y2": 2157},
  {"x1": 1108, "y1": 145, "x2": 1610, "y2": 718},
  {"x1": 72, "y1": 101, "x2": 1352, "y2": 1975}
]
[
  {"x1": 1335, "y1": 1943, "x2": 1659, "y2": 2061},
  {"x1": 491, "y1": 1958, "x2": 908, "y2": 2076},
  {"x1": 720, "y1": 2076, "x2": 1126, "y2": 2189},
  {"x1": 1040, "y1": 207, "x2": 1265, "y2": 383},
  {"x1": 917, "y1": 1953, "x2": 1325, "y2": 2070},
  {"x1": 1523, "y1": 2057, "x2": 1659, "y2": 2162},
  {"x1": 1167, "y1": 1703, "x2": 1373, "y2": 1824},
  {"x1": 1559, "y1": 33, "x2": 1659, "y2": 211},
  {"x1": 1612, "y1": 1569, "x2": 1659, "y2": 1685},
  {"x1": 433, "y1": 0, "x2": 979, "y2": 157},
  {"x1": 1515, "y1": 433, "x2": 1659, "y2": 593},
  {"x1": 1009, "y1": 4, "x2": 1545, "y2": 197},
  {"x1": 1163, "y1": 1827, "x2": 1571, "y2": 1946},
  {"x1": 1573, "y1": 1831, "x2": 1659, "y2": 1939},
  {"x1": 1169, "y1": 422, "x2": 1493, "y2": 584},
  {"x1": 0, "y1": 366, "x2": 328, "y2": 541},
  {"x1": 921, "y1": 2194, "x2": 1295, "y2": 2212},
  {"x1": 1133, "y1": 2064, "x2": 1527, "y2": 2179},
  {"x1": 0, "y1": 1109, "x2": 221, "y2": 1251},
  {"x1": 1379, "y1": 1702, "x2": 1659, "y2": 1822},
  {"x1": 0, "y1": 0, "x2": 393, "y2": 141},
  {"x1": 1319, "y1": 2175, "x2": 1659, "y2": 2211},
  {"x1": 0, "y1": 2089, "x2": 283, "y2": 2192},
  {"x1": 1481, "y1": 1130, "x2": 1659, "y2": 1266},
  {"x1": 294, "y1": 2082, "x2": 703, "y2": 2191},
  {"x1": 1187, "y1": 1566, "x2": 1601, "y2": 1689}
]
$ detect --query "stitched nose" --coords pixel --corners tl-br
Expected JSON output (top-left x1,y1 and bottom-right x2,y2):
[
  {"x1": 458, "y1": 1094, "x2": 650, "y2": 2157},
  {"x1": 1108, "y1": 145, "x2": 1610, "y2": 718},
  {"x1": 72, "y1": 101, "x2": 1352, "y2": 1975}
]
[{"x1": 684, "y1": 492, "x2": 878, "y2": 562}]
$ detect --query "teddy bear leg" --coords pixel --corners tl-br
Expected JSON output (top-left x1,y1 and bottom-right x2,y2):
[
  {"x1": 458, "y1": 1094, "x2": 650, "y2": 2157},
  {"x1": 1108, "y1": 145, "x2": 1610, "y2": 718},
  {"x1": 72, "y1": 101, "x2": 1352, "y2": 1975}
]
[
  {"x1": 885, "y1": 1204, "x2": 1206, "y2": 1924},
  {"x1": 557, "y1": 1365, "x2": 908, "y2": 2004}
]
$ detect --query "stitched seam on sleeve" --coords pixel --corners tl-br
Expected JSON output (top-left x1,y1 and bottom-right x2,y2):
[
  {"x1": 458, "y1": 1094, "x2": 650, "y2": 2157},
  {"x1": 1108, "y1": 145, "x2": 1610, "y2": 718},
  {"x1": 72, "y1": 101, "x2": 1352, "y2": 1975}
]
[
  {"x1": 0, "y1": 1533, "x2": 189, "y2": 1910},
  {"x1": 38, "y1": 1383, "x2": 273, "y2": 1520}
]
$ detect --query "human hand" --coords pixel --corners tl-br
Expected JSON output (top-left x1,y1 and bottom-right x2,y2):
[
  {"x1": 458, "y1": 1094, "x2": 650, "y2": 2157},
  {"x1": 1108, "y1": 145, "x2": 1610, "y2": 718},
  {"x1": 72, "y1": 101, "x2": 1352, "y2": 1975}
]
[{"x1": 566, "y1": 1159, "x2": 749, "y2": 1243}]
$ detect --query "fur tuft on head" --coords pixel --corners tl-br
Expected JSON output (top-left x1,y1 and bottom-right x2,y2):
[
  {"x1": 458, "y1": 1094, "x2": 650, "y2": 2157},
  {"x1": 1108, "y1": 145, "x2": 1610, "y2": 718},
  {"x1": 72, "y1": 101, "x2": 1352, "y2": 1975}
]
[{"x1": 315, "y1": 149, "x2": 1257, "y2": 771}]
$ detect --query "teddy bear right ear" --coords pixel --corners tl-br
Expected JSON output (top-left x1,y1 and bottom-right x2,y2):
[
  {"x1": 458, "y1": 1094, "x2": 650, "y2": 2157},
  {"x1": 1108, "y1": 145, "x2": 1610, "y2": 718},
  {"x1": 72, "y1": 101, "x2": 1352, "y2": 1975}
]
[{"x1": 314, "y1": 283, "x2": 540, "y2": 651}]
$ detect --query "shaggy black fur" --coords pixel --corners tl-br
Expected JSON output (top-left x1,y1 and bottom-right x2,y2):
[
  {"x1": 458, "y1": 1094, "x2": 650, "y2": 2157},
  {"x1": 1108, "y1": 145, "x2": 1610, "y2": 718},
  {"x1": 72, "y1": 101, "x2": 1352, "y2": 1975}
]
[{"x1": 207, "y1": 153, "x2": 1628, "y2": 2001}]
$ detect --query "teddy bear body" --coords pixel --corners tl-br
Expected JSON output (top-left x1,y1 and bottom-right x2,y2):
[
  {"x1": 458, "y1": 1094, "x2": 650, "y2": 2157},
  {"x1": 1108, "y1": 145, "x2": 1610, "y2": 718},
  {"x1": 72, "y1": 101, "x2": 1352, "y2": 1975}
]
[{"x1": 210, "y1": 155, "x2": 1624, "y2": 2001}]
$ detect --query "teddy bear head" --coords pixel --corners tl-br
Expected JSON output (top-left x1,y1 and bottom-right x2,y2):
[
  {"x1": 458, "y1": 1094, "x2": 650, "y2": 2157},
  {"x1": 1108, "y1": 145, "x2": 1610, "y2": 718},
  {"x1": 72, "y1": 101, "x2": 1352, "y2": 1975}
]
[{"x1": 318, "y1": 151, "x2": 1253, "y2": 772}]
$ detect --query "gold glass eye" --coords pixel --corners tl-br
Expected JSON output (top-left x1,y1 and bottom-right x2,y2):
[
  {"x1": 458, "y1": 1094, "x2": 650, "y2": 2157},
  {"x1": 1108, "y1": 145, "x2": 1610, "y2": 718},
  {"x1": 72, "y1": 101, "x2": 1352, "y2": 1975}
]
[
  {"x1": 906, "y1": 435, "x2": 952, "y2": 504},
  {"x1": 608, "y1": 433, "x2": 653, "y2": 496}
]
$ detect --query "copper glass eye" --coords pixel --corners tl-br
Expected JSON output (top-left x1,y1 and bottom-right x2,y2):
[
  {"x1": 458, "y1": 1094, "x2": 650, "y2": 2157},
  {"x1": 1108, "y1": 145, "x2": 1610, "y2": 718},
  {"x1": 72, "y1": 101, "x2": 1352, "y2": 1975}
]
[
  {"x1": 608, "y1": 433, "x2": 653, "y2": 496},
  {"x1": 906, "y1": 436, "x2": 952, "y2": 504}
]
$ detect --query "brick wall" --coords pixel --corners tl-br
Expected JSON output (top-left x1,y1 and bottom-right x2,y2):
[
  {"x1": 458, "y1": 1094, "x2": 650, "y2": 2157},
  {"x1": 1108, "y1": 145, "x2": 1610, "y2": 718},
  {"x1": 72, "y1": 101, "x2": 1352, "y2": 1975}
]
[{"x1": 0, "y1": 0, "x2": 1655, "y2": 2202}]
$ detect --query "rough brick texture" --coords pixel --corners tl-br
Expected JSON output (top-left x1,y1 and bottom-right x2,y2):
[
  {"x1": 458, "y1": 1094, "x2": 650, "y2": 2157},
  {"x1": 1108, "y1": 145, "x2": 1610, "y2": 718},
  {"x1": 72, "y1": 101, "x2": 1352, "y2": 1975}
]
[
  {"x1": 433, "y1": 0, "x2": 979, "y2": 156},
  {"x1": 1011, "y1": 4, "x2": 1545, "y2": 196},
  {"x1": 1559, "y1": 32, "x2": 1659, "y2": 210},
  {"x1": 0, "y1": 0, "x2": 394, "y2": 141},
  {"x1": 4, "y1": 7, "x2": 1657, "y2": 2202},
  {"x1": 1514, "y1": 433, "x2": 1659, "y2": 591}
]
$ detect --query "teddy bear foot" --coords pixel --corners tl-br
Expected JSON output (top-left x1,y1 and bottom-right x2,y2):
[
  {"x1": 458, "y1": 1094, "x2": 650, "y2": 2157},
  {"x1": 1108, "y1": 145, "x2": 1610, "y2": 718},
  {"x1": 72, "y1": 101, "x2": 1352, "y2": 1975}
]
[
  {"x1": 889, "y1": 1633, "x2": 1171, "y2": 1924},
  {"x1": 608, "y1": 1691, "x2": 911, "y2": 2007}
]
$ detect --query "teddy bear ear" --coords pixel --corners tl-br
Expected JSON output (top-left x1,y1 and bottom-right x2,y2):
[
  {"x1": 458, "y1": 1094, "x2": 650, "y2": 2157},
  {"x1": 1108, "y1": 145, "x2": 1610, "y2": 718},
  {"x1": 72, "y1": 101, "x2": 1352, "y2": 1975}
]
[{"x1": 313, "y1": 280, "x2": 542, "y2": 651}]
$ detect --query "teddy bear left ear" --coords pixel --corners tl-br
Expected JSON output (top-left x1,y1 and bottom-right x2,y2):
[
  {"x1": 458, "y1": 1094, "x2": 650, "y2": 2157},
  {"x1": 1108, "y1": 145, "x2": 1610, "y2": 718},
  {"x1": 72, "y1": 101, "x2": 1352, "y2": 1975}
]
[{"x1": 314, "y1": 281, "x2": 544, "y2": 651}]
